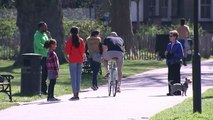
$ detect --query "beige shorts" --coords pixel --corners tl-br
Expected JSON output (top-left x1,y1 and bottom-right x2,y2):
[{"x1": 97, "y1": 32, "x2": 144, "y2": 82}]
[
  {"x1": 103, "y1": 51, "x2": 124, "y2": 69},
  {"x1": 184, "y1": 40, "x2": 190, "y2": 49}
]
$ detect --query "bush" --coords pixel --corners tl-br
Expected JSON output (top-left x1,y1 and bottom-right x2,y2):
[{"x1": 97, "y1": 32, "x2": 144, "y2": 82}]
[
  {"x1": 0, "y1": 18, "x2": 17, "y2": 37},
  {"x1": 63, "y1": 19, "x2": 111, "y2": 40},
  {"x1": 135, "y1": 21, "x2": 204, "y2": 39},
  {"x1": 135, "y1": 24, "x2": 173, "y2": 38}
]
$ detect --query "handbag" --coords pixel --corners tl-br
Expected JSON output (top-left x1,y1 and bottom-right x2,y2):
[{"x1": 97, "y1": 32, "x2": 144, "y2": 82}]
[{"x1": 92, "y1": 52, "x2": 102, "y2": 63}]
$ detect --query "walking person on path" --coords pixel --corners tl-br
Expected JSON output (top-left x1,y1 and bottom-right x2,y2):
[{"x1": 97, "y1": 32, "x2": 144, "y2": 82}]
[
  {"x1": 86, "y1": 30, "x2": 102, "y2": 91},
  {"x1": 34, "y1": 21, "x2": 51, "y2": 95},
  {"x1": 64, "y1": 26, "x2": 85, "y2": 100},
  {"x1": 177, "y1": 18, "x2": 190, "y2": 66},
  {"x1": 44, "y1": 39, "x2": 60, "y2": 101},
  {"x1": 165, "y1": 30, "x2": 184, "y2": 96}
]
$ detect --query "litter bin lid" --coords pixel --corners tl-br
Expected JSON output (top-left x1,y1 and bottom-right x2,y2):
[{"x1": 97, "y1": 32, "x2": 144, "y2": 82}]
[{"x1": 22, "y1": 53, "x2": 42, "y2": 57}]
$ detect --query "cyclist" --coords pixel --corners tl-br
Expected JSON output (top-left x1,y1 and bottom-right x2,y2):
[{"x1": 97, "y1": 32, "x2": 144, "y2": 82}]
[{"x1": 102, "y1": 32, "x2": 125, "y2": 92}]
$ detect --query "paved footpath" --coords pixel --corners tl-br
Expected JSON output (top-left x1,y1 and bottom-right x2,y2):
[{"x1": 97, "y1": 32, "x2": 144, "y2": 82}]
[{"x1": 0, "y1": 60, "x2": 213, "y2": 120}]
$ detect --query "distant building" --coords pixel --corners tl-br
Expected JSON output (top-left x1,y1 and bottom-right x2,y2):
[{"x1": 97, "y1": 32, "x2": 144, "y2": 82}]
[
  {"x1": 61, "y1": 0, "x2": 213, "y2": 32},
  {"x1": 130, "y1": 0, "x2": 213, "y2": 32}
]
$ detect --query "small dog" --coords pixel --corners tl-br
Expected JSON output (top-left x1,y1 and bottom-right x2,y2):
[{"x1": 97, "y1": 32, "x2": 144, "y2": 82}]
[{"x1": 169, "y1": 78, "x2": 192, "y2": 96}]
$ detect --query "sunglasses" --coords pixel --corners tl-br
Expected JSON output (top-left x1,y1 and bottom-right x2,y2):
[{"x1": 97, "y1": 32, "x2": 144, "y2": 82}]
[{"x1": 169, "y1": 35, "x2": 174, "y2": 37}]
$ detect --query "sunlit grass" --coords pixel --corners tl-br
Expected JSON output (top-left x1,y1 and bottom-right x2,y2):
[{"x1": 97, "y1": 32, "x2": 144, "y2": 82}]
[{"x1": 150, "y1": 88, "x2": 213, "y2": 120}]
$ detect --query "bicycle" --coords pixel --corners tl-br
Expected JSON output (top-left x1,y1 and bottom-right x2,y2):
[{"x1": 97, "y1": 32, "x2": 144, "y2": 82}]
[{"x1": 108, "y1": 58, "x2": 118, "y2": 97}]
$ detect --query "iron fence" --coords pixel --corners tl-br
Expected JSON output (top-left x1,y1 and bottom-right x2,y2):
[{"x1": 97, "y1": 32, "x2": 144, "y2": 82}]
[
  {"x1": 0, "y1": 28, "x2": 20, "y2": 60},
  {"x1": 124, "y1": 36, "x2": 158, "y2": 60},
  {"x1": 0, "y1": 29, "x2": 212, "y2": 61},
  {"x1": 0, "y1": 31, "x2": 158, "y2": 60}
]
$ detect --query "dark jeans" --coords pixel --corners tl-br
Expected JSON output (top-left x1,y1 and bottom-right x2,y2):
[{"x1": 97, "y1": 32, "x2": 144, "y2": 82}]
[
  {"x1": 41, "y1": 57, "x2": 48, "y2": 93},
  {"x1": 48, "y1": 79, "x2": 56, "y2": 99},
  {"x1": 89, "y1": 58, "x2": 101, "y2": 87},
  {"x1": 168, "y1": 63, "x2": 181, "y2": 95}
]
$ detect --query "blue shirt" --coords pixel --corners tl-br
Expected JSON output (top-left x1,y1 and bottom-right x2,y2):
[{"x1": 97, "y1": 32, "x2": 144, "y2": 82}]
[{"x1": 166, "y1": 41, "x2": 184, "y2": 65}]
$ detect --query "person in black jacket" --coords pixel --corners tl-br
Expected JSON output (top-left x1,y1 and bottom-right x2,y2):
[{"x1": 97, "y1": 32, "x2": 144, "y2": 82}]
[{"x1": 102, "y1": 32, "x2": 125, "y2": 93}]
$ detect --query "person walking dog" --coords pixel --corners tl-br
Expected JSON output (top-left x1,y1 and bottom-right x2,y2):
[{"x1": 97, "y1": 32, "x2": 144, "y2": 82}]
[{"x1": 165, "y1": 30, "x2": 184, "y2": 96}]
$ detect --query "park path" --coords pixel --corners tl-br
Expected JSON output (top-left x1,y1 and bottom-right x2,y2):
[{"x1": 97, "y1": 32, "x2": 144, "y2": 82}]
[{"x1": 0, "y1": 60, "x2": 213, "y2": 120}]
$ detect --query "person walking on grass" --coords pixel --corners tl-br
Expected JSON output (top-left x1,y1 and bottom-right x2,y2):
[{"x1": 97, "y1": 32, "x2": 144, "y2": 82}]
[
  {"x1": 64, "y1": 26, "x2": 85, "y2": 101},
  {"x1": 44, "y1": 39, "x2": 60, "y2": 101},
  {"x1": 34, "y1": 21, "x2": 51, "y2": 95}
]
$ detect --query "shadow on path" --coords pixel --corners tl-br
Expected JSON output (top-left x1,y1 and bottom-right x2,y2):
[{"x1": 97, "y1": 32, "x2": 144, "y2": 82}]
[{"x1": 121, "y1": 61, "x2": 213, "y2": 88}]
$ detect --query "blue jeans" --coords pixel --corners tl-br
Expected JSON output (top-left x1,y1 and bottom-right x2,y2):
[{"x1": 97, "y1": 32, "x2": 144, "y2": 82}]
[
  {"x1": 69, "y1": 63, "x2": 82, "y2": 93},
  {"x1": 89, "y1": 58, "x2": 101, "y2": 87}
]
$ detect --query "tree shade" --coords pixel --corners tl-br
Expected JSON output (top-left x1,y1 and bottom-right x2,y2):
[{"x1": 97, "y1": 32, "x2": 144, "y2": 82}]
[{"x1": 15, "y1": 0, "x2": 65, "y2": 65}]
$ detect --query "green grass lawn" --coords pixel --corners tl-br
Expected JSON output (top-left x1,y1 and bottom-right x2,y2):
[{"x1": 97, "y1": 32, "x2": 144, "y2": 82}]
[
  {"x1": 0, "y1": 59, "x2": 166, "y2": 110},
  {"x1": 150, "y1": 88, "x2": 213, "y2": 120}
]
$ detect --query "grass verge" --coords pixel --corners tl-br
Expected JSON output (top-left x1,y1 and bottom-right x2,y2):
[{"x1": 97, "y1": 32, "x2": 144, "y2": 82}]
[
  {"x1": 0, "y1": 59, "x2": 166, "y2": 110},
  {"x1": 150, "y1": 88, "x2": 213, "y2": 120}
]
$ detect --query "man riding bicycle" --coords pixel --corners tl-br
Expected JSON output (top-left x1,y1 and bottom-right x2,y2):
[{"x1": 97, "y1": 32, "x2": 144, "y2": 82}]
[{"x1": 102, "y1": 32, "x2": 125, "y2": 92}]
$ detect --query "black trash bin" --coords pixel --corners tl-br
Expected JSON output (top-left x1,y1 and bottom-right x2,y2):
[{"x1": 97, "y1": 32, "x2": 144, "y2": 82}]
[
  {"x1": 21, "y1": 53, "x2": 42, "y2": 94},
  {"x1": 155, "y1": 34, "x2": 170, "y2": 59}
]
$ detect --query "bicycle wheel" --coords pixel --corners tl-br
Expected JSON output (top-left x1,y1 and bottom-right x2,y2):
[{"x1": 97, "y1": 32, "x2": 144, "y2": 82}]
[
  {"x1": 108, "y1": 61, "x2": 118, "y2": 97},
  {"x1": 108, "y1": 79, "x2": 112, "y2": 96},
  {"x1": 112, "y1": 80, "x2": 118, "y2": 97},
  {"x1": 108, "y1": 68, "x2": 114, "y2": 96},
  {"x1": 111, "y1": 69, "x2": 117, "y2": 97}
]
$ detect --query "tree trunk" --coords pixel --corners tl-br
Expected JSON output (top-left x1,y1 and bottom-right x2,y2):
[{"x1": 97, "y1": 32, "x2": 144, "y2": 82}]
[
  {"x1": 14, "y1": 0, "x2": 65, "y2": 66},
  {"x1": 110, "y1": 0, "x2": 136, "y2": 58},
  {"x1": 136, "y1": 0, "x2": 140, "y2": 31}
]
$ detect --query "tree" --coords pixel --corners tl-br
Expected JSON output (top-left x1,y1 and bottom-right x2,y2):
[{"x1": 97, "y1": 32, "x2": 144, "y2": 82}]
[
  {"x1": 14, "y1": 0, "x2": 65, "y2": 65},
  {"x1": 0, "y1": 0, "x2": 15, "y2": 8},
  {"x1": 110, "y1": 0, "x2": 135, "y2": 55},
  {"x1": 61, "y1": 0, "x2": 94, "y2": 8},
  {"x1": 134, "y1": 0, "x2": 140, "y2": 31}
]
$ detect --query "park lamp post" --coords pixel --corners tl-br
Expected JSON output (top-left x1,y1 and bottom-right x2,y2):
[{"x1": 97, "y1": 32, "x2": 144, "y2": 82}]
[{"x1": 193, "y1": 0, "x2": 201, "y2": 113}]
